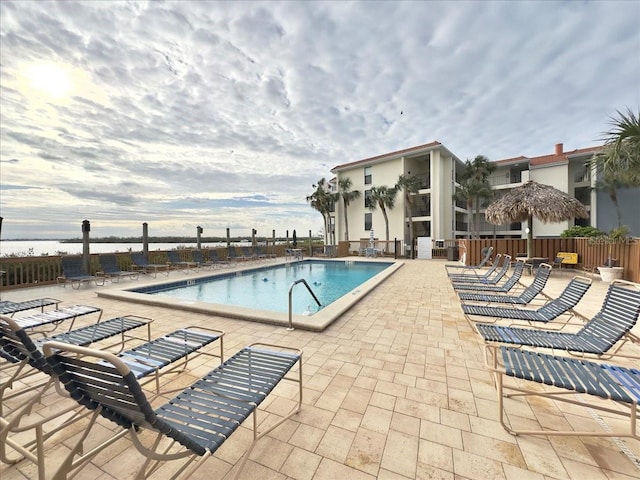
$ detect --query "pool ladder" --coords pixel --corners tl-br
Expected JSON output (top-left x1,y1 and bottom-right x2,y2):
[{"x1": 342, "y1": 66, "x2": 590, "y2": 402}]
[{"x1": 288, "y1": 279, "x2": 321, "y2": 330}]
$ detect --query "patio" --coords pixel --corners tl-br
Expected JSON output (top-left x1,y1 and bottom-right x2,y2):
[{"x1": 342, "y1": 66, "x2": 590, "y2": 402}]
[{"x1": 1, "y1": 258, "x2": 639, "y2": 479}]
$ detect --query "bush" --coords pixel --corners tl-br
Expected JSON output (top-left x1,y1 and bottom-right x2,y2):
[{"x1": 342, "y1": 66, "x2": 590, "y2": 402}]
[{"x1": 560, "y1": 226, "x2": 603, "y2": 238}]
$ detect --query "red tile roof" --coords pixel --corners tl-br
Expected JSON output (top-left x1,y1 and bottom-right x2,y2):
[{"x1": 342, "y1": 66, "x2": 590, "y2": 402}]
[
  {"x1": 494, "y1": 145, "x2": 602, "y2": 167},
  {"x1": 529, "y1": 145, "x2": 602, "y2": 166}
]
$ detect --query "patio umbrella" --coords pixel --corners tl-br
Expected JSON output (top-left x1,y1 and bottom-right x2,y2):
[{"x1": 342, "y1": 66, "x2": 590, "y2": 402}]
[
  {"x1": 485, "y1": 180, "x2": 588, "y2": 259},
  {"x1": 292, "y1": 229, "x2": 297, "y2": 248},
  {"x1": 369, "y1": 228, "x2": 375, "y2": 247}
]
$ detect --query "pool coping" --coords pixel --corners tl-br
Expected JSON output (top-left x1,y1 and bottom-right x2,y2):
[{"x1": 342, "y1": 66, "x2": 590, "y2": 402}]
[{"x1": 97, "y1": 258, "x2": 405, "y2": 331}]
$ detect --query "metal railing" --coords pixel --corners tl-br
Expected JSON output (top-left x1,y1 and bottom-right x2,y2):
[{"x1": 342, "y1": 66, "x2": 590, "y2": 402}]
[{"x1": 288, "y1": 279, "x2": 321, "y2": 330}]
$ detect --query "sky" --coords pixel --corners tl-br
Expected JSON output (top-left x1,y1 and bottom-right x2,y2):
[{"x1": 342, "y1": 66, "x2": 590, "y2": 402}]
[{"x1": 1, "y1": 1, "x2": 639, "y2": 240}]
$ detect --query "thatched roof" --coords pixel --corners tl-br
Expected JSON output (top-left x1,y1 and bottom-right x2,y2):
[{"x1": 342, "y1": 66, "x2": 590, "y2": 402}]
[{"x1": 486, "y1": 181, "x2": 589, "y2": 225}]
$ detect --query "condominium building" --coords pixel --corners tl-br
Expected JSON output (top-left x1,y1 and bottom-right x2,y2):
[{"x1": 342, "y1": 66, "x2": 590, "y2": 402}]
[
  {"x1": 331, "y1": 142, "x2": 466, "y2": 248},
  {"x1": 330, "y1": 142, "x2": 640, "y2": 248}
]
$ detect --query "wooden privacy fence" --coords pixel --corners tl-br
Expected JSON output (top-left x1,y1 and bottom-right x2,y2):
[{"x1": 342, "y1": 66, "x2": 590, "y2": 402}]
[
  {"x1": 458, "y1": 237, "x2": 640, "y2": 283},
  {"x1": 0, "y1": 246, "x2": 290, "y2": 291}
]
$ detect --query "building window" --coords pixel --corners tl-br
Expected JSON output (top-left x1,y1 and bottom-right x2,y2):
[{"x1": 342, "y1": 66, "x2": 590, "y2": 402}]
[
  {"x1": 364, "y1": 189, "x2": 372, "y2": 208},
  {"x1": 364, "y1": 213, "x2": 372, "y2": 231},
  {"x1": 364, "y1": 166, "x2": 372, "y2": 185}
]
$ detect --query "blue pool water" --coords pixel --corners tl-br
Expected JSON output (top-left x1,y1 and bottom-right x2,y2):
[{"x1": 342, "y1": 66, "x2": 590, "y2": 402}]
[{"x1": 130, "y1": 260, "x2": 393, "y2": 315}]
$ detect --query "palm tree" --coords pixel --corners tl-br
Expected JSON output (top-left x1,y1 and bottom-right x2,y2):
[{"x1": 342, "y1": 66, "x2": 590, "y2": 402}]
[
  {"x1": 396, "y1": 174, "x2": 422, "y2": 259},
  {"x1": 595, "y1": 157, "x2": 627, "y2": 228},
  {"x1": 337, "y1": 177, "x2": 361, "y2": 242},
  {"x1": 453, "y1": 183, "x2": 474, "y2": 239},
  {"x1": 306, "y1": 178, "x2": 335, "y2": 245},
  {"x1": 368, "y1": 185, "x2": 397, "y2": 242},
  {"x1": 459, "y1": 155, "x2": 496, "y2": 238},
  {"x1": 593, "y1": 108, "x2": 640, "y2": 185},
  {"x1": 589, "y1": 108, "x2": 640, "y2": 231}
]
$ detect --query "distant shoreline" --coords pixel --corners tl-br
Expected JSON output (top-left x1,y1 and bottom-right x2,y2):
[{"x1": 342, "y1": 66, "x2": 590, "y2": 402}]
[{"x1": 1, "y1": 236, "x2": 320, "y2": 243}]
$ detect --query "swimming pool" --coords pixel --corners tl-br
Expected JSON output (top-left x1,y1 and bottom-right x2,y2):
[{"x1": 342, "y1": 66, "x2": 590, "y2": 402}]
[{"x1": 98, "y1": 259, "x2": 403, "y2": 331}]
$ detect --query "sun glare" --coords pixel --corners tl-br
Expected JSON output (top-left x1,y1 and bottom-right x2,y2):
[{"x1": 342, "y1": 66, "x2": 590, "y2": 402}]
[{"x1": 24, "y1": 62, "x2": 72, "y2": 100}]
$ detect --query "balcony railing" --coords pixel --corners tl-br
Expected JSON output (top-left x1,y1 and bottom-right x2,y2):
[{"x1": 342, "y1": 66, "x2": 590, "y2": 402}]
[{"x1": 412, "y1": 172, "x2": 430, "y2": 189}]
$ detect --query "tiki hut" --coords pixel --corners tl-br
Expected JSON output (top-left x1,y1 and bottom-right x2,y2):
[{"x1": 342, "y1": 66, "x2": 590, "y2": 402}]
[{"x1": 485, "y1": 181, "x2": 588, "y2": 259}]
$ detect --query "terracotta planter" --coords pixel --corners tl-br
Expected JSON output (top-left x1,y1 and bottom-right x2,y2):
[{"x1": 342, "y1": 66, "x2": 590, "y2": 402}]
[{"x1": 597, "y1": 266, "x2": 624, "y2": 283}]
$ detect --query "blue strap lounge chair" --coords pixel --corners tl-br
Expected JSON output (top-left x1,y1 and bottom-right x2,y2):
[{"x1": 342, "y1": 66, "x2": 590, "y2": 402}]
[
  {"x1": 450, "y1": 255, "x2": 512, "y2": 285},
  {"x1": 57, "y1": 255, "x2": 104, "y2": 289},
  {"x1": 131, "y1": 252, "x2": 170, "y2": 277},
  {"x1": 476, "y1": 280, "x2": 640, "y2": 358},
  {"x1": 10, "y1": 304, "x2": 102, "y2": 335},
  {"x1": 241, "y1": 246, "x2": 258, "y2": 261},
  {"x1": 0, "y1": 318, "x2": 224, "y2": 480},
  {"x1": 42, "y1": 340, "x2": 302, "y2": 480},
  {"x1": 0, "y1": 298, "x2": 61, "y2": 316},
  {"x1": 446, "y1": 246, "x2": 494, "y2": 275},
  {"x1": 0, "y1": 314, "x2": 152, "y2": 406},
  {"x1": 191, "y1": 250, "x2": 214, "y2": 269},
  {"x1": 486, "y1": 344, "x2": 639, "y2": 439},
  {"x1": 447, "y1": 252, "x2": 500, "y2": 279},
  {"x1": 458, "y1": 263, "x2": 552, "y2": 304},
  {"x1": 208, "y1": 249, "x2": 230, "y2": 267},
  {"x1": 167, "y1": 250, "x2": 199, "y2": 272},
  {"x1": 452, "y1": 258, "x2": 520, "y2": 292},
  {"x1": 98, "y1": 254, "x2": 139, "y2": 282},
  {"x1": 462, "y1": 275, "x2": 592, "y2": 325},
  {"x1": 227, "y1": 247, "x2": 244, "y2": 262}
]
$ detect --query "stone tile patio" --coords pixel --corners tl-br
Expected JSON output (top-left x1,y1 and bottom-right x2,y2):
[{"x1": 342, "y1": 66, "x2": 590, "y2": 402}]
[{"x1": 1, "y1": 258, "x2": 639, "y2": 479}]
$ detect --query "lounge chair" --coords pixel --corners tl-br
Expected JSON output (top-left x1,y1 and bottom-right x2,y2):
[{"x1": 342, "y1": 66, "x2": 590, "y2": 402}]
[
  {"x1": 57, "y1": 255, "x2": 104, "y2": 289},
  {"x1": 42, "y1": 340, "x2": 302, "y2": 480},
  {"x1": 1, "y1": 319, "x2": 224, "y2": 480},
  {"x1": 476, "y1": 280, "x2": 640, "y2": 359},
  {"x1": 241, "y1": 246, "x2": 258, "y2": 261},
  {"x1": 227, "y1": 247, "x2": 244, "y2": 262},
  {"x1": 208, "y1": 249, "x2": 231, "y2": 267},
  {"x1": 451, "y1": 256, "x2": 516, "y2": 290},
  {"x1": 167, "y1": 250, "x2": 199, "y2": 272},
  {"x1": 192, "y1": 250, "x2": 214, "y2": 269},
  {"x1": 98, "y1": 253, "x2": 140, "y2": 281},
  {"x1": 447, "y1": 252, "x2": 501, "y2": 279},
  {"x1": 462, "y1": 275, "x2": 592, "y2": 326},
  {"x1": 458, "y1": 263, "x2": 552, "y2": 305},
  {"x1": 446, "y1": 246, "x2": 493, "y2": 274},
  {"x1": 0, "y1": 314, "x2": 152, "y2": 406},
  {"x1": 448, "y1": 254, "x2": 505, "y2": 282},
  {"x1": 9, "y1": 304, "x2": 102, "y2": 334},
  {"x1": 285, "y1": 248, "x2": 303, "y2": 260},
  {"x1": 131, "y1": 252, "x2": 170, "y2": 277},
  {"x1": 256, "y1": 246, "x2": 276, "y2": 260},
  {"x1": 0, "y1": 298, "x2": 61, "y2": 316},
  {"x1": 486, "y1": 344, "x2": 639, "y2": 439}
]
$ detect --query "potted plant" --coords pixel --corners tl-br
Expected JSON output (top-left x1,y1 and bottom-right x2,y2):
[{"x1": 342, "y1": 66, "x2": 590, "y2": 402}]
[{"x1": 596, "y1": 226, "x2": 629, "y2": 282}]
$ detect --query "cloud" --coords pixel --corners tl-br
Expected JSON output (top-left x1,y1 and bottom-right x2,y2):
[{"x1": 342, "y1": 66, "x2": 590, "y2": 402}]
[{"x1": 0, "y1": 0, "x2": 638, "y2": 239}]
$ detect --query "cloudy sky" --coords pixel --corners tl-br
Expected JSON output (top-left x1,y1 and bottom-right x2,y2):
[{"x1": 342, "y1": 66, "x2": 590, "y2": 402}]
[{"x1": 1, "y1": 1, "x2": 638, "y2": 240}]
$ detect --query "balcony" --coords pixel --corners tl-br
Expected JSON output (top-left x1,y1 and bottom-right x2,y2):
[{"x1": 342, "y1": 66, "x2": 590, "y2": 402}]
[
  {"x1": 574, "y1": 170, "x2": 591, "y2": 184},
  {"x1": 412, "y1": 172, "x2": 431, "y2": 189}
]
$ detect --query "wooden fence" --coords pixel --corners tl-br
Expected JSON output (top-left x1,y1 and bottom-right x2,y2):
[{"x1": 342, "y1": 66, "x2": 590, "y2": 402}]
[
  {"x1": 458, "y1": 237, "x2": 640, "y2": 283},
  {"x1": 0, "y1": 246, "x2": 288, "y2": 291}
]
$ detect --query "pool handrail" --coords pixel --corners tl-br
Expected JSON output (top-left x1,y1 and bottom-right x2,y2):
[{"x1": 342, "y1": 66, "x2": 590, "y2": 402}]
[{"x1": 288, "y1": 279, "x2": 321, "y2": 330}]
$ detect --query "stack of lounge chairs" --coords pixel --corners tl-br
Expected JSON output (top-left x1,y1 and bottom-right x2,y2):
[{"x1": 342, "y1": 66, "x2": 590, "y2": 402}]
[{"x1": 449, "y1": 253, "x2": 640, "y2": 440}]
